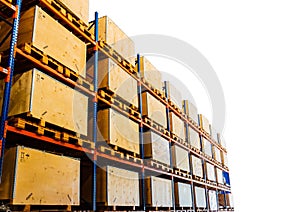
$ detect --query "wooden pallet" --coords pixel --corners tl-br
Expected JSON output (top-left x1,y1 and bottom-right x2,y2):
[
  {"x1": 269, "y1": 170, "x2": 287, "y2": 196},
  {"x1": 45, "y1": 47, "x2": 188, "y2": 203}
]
[
  {"x1": 141, "y1": 77, "x2": 166, "y2": 100},
  {"x1": 206, "y1": 180, "x2": 217, "y2": 186},
  {"x1": 98, "y1": 89, "x2": 141, "y2": 119},
  {"x1": 174, "y1": 168, "x2": 192, "y2": 179},
  {"x1": 148, "y1": 160, "x2": 173, "y2": 173},
  {"x1": 171, "y1": 133, "x2": 188, "y2": 147},
  {"x1": 143, "y1": 117, "x2": 170, "y2": 137},
  {"x1": 99, "y1": 145, "x2": 143, "y2": 165},
  {"x1": 193, "y1": 175, "x2": 206, "y2": 183},
  {"x1": 18, "y1": 43, "x2": 93, "y2": 90},
  {"x1": 10, "y1": 117, "x2": 95, "y2": 149},
  {"x1": 98, "y1": 40, "x2": 136, "y2": 75}
]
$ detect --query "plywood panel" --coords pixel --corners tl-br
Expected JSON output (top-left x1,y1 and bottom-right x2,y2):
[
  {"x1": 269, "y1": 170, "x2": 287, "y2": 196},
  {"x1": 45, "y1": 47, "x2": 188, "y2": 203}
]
[
  {"x1": 90, "y1": 16, "x2": 135, "y2": 59},
  {"x1": 174, "y1": 182, "x2": 192, "y2": 207},
  {"x1": 206, "y1": 163, "x2": 216, "y2": 182},
  {"x1": 145, "y1": 176, "x2": 173, "y2": 207},
  {"x1": 183, "y1": 100, "x2": 198, "y2": 124},
  {"x1": 188, "y1": 126, "x2": 200, "y2": 150},
  {"x1": 202, "y1": 137, "x2": 212, "y2": 158},
  {"x1": 0, "y1": 146, "x2": 80, "y2": 205},
  {"x1": 194, "y1": 186, "x2": 206, "y2": 208},
  {"x1": 172, "y1": 145, "x2": 190, "y2": 172},
  {"x1": 97, "y1": 58, "x2": 138, "y2": 107},
  {"x1": 199, "y1": 114, "x2": 210, "y2": 135},
  {"x1": 57, "y1": 0, "x2": 89, "y2": 24},
  {"x1": 208, "y1": 190, "x2": 217, "y2": 211},
  {"x1": 98, "y1": 109, "x2": 140, "y2": 155},
  {"x1": 144, "y1": 131, "x2": 170, "y2": 166},
  {"x1": 165, "y1": 81, "x2": 183, "y2": 109},
  {"x1": 0, "y1": 6, "x2": 86, "y2": 77},
  {"x1": 142, "y1": 92, "x2": 167, "y2": 128},
  {"x1": 0, "y1": 69, "x2": 88, "y2": 135},
  {"x1": 170, "y1": 112, "x2": 185, "y2": 139},
  {"x1": 140, "y1": 56, "x2": 162, "y2": 90},
  {"x1": 191, "y1": 155, "x2": 203, "y2": 178},
  {"x1": 216, "y1": 168, "x2": 224, "y2": 184},
  {"x1": 97, "y1": 166, "x2": 139, "y2": 206}
]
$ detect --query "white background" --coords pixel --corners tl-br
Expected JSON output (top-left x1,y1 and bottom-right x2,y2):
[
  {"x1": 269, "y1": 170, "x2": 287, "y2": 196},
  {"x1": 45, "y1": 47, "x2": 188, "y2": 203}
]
[{"x1": 89, "y1": 1, "x2": 300, "y2": 211}]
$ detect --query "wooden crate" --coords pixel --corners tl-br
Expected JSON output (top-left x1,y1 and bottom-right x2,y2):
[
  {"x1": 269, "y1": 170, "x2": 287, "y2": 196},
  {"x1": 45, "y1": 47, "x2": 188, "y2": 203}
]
[
  {"x1": 170, "y1": 112, "x2": 185, "y2": 139},
  {"x1": 218, "y1": 193, "x2": 233, "y2": 207},
  {"x1": 194, "y1": 186, "x2": 206, "y2": 208},
  {"x1": 57, "y1": 0, "x2": 89, "y2": 24},
  {"x1": 191, "y1": 155, "x2": 203, "y2": 178},
  {"x1": 140, "y1": 56, "x2": 163, "y2": 91},
  {"x1": 165, "y1": 81, "x2": 183, "y2": 109},
  {"x1": 144, "y1": 131, "x2": 170, "y2": 166},
  {"x1": 0, "y1": 6, "x2": 86, "y2": 77},
  {"x1": 0, "y1": 68, "x2": 88, "y2": 135},
  {"x1": 208, "y1": 190, "x2": 217, "y2": 211},
  {"x1": 145, "y1": 176, "x2": 173, "y2": 207},
  {"x1": 171, "y1": 145, "x2": 190, "y2": 172},
  {"x1": 202, "y1": 137, "x2": 212, "y2": 158},
  {"x1": 0, "y1": 146, "x2": 80, "y2": 205},
  {"x1": 97, "y1": 108, "x2": 140, "y2": 155},
  {"x1": 216, "y1": 168, "x2": 224, "y2": 184},
  {"x1": 96, "y1": 57, "x2": 138, "y2": 107},
  {"x1": 89, "y1": 16, "x2": 135, "y2": 58},
  {"x1": 174, "y1": 182, "x2": 192, "y2": 207},
  {"x1": 97, "y1": 166, "x2": 140, "y2": 206},
  {"x1": 187, "y1": 126, "x2": 200, "y2": 150},
  {"x1": 213, "y1": 147, "x2": 222, "y2": 163},
  {"x1": 199, "y1": 114, "x2": 210, "y2": 135},
  {"x1": 142, "y1": 92, "x2": 167, "y2": 128},
  {"x1": 206, "y1": 163, "x2": 216, "y2": 182},
  {"x1": 183, "y1": 100, "x2": 198, "y2": 124},
  {"x1": 221, "y1": 152, "x2": 229, "y2": 167}
]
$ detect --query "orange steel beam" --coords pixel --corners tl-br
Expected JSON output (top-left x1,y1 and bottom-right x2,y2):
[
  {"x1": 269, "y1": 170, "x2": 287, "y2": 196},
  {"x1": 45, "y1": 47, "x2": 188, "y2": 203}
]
[
  {"x1": 144, "y1": 165, "x2": 173, "y2": 177},
  {"x1": 0, "y1": 67, "x2": 8, "y2": 75},
  {"x1": 96, "y1": 152, "x2": 143, "y2": 169},
  {"x1": 16, "y1": 48, "x2": 95, "y2": 97},
  {"x1": 6, "y1": 125, "x2": 93, "y2": 154},
  {"x1": 0, "y1": 0, "x2": 16, "y2": 11},
  {"x1": 39, "y1": 0, "x2": 95, "y2": 45}
]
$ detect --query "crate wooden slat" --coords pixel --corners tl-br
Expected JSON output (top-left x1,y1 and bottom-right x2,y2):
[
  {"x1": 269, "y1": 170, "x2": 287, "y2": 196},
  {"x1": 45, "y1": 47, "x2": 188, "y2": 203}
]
[
  {"x1": 89, "y1": 16, "x2": 135, "y2": 59},
  {"x1": 194, "y1": 186, "x2": 206, "y2": 208},
  {"x1": 94, "y1": 57, "x2": 138, "y2": 107},
  {"x1": 144, "y1": 131, "x2": 170, "y2": 166},
  {"x1": 174, "y1": 182, "x2": 192, "y2": 207},
  {"x1": 183, "y1": 100, "x2": 198, "y2": 124},
  {"x1": 57, "y1": 0, "x2": 89, "y2": 25},
  {"x1": 142, "y1": 92, "x2": 167, "y2": 128},
  {"x1": 191, "y1": 155, "x2": 203, "y2": 178},
  {"x1": 0, "y1": 146, "x2": 80, "y2": 205},
  {"x1": 0, "y1": 6, "x2": 87, "y2": 77},
  {"x1": 140, "y1": 56, "x2": 163, "y2": 91},
  {"x1": 165, "y1": 81, "x2": 183, "y2": 109},
  {"x1": 170, "y1": 112, "x2": 185, "y2": 139},
  {"x1": 97, "y1": 108, "x2": 140, "y2": 155},
  {"x1": 202, "y1": 137, "x2": 213, "y2": 158},
  {"x1": 199, "y1": 114, "x2": 210, "y2": 135},
  {"x1": 172, "y1": 145, "x2": 190, "y2": 172},
  {"x1": 97, "y1": 166, "x2": 140, "y2": 206},
  {"x1": 0, "y1": 68, "x2": 88, "y2": 135},
  {"x1": 208, "y1": 190, "x2": 218, "y2": 211},
  {"x1": 145, "y1": 176, "x2": 173, "y2": 207},
  {"x1": 206, "y1": 163, "x2": 216, "y2": 182},
  {"x1": 188, "y1": 126, "x2": 200, "y2": 150}
]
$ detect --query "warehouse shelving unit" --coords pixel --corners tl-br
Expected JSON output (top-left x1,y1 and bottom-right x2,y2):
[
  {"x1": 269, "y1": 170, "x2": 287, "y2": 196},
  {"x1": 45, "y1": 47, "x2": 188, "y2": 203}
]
[{"x1": 0, "y1": 0, "x2": 233, "y2": 211}]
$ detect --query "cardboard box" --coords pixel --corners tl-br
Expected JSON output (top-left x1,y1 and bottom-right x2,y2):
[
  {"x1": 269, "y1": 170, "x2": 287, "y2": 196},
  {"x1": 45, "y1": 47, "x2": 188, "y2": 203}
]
[
  {"x1": 191, "y1": 155, "x2": 203, "y2": 178},
  {"x1": 199, "y1": 114, "x2": 210, "y2": 135},
  {"x1": 194, "y1": 186, "x2": 206, "y2": 208},
  {"x1": 202, "y1": 137, "x2": 213, "y2": 158},
  {"x1": 172, "y1": 145, "x2": 190, "y2": 172},
  {"x1": 57, "y1": 0, "x2": 89, "y2": 24},
  {"x1": 183, "y1": 100, "x2": 198, "y2": 124},
  {"x1": 188, "y1": 126, "x2": 200, "y2": 150},
  {"x1": 206, "y1": 163, "x2": 216, "y2": 182},
  {"x1": 208, "y1": 190, "x2": 218, "y2": 211},
  {"x1": 174, "y1": 182, "x2": 192, "y2": 207},
  {"x1": 140, "y1": 56, "x2": 163, "y2": 91},
  {"x1": 170, "y1": 112, "x2": 185, "y2": 139}
]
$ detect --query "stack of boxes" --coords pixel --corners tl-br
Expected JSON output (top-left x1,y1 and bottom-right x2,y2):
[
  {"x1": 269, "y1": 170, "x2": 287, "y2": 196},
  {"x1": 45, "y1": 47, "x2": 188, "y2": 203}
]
[{"x1": 0, "y1": 0, "x2": 233, "y2": 210}]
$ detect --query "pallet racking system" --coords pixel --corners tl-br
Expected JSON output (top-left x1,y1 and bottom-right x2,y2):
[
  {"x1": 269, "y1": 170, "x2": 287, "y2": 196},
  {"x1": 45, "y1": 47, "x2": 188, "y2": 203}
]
[{"x1": 0, "y1": 0, "x2": 233, "y2": 211}]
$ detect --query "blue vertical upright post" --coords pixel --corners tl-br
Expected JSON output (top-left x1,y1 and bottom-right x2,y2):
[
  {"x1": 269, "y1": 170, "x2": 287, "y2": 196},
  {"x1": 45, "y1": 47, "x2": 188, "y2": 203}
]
[
  {"x1": 137, "y1": 54, "x2": 146, "y2": 210},
  {"x1": 92, "y1": 12, "x2": 99, "y2": 212},
  {"x1": 0, "y1": 0, "x2": 22, "y2": 182},
  {"x1": 164, "y1": 81, "x2": 176, "y2": 212}
]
